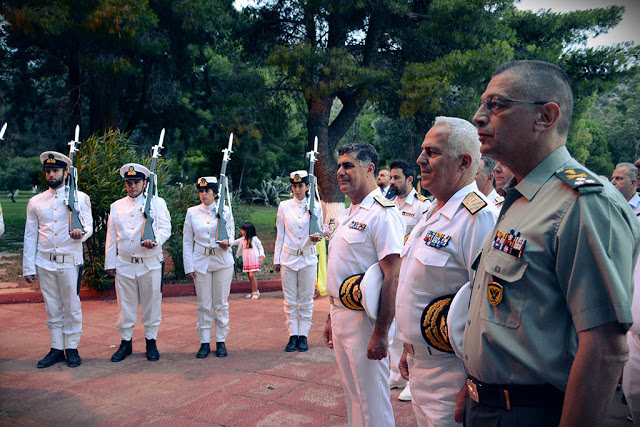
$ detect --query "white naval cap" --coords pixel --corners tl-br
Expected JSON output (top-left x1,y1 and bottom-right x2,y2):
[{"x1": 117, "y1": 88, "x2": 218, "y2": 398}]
[
  {"x1": 196, "y1": 176, "x2": 218, "y2": 189},
  {"x1": 289, "y1": 170, "x2": 309, "y2": 184},
  {"x1": 119, "y1": 163, "x2": 150, "y2": 180},
  {"x1": 40, "y1": 151, "x2": 71, "y2": 168}
]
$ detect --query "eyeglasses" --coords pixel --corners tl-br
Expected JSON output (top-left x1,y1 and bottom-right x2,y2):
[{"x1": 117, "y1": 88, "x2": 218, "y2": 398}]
[{"x1": 478, "y1": 97, "x2": 553, "y2": 113}]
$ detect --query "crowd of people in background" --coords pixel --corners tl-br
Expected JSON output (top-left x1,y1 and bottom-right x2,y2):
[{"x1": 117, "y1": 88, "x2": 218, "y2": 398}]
[{"x1": 12, "y1": 59, "x2": 640, "y2": 426}]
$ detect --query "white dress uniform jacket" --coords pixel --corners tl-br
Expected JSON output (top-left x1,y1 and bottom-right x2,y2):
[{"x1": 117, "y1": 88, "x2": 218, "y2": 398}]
[
  {"x1": 23, "y1": 186, "x2": 93, "y2": 350},
  {"x1": 105, "y1": 194, "x2": 171, "y2": 278},
  {"x1": 396, "y1": 181, "x2": 497, "y2": 426},
  {"x1": 183, "y1": 202, "x2": 235, "y2": 274},
  {"x1": 624, "y1": 197, "x2": 640, "y2": 424},
  {"x1": 327, "y1": 189, "x2": 405, "y2": 427},
  {"x1": 0, "y1": 203, "x2": 4, "y2": 237},
  {"x1": 274, "y1": 196, "x2": 323, "y2": 270},
  {"x1": 23, "y1": 187, "x2": 93, "y2": 275},
  {"x1": 274, "y1": 196, "x2": 323, "y2": 337}
]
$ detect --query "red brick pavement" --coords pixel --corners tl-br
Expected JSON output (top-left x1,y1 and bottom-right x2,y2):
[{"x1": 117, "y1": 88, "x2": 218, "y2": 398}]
[{"x1": 0, "y1": 292, "x2": 418, "y2": 426}]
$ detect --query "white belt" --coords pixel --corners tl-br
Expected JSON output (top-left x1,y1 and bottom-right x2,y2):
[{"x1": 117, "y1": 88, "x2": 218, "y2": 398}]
[
  {"x1": 283, "y1": 244, "x2": 317, "y2": 257},
  {"x1": 38, "y1": 252, "x2": 75, "y2": 264},
  {"x1": 194, "y1": 243, "x2": 221, "y2": 256},
  {"x1": 118, "y1": 255, "x2": 156, "y2": 264}
]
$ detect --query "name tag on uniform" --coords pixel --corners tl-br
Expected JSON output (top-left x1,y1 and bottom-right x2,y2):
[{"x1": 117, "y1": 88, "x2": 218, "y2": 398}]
[
  {"x1": 424, "y1": 230, "x2": 450, "y2": 248},
  {"x1": 348, "y1": 221, "x2": 367, "y2": 231},
  {"x1": 402, "y1": 212, "x2": 415, "y2": 217},
  {"x1": 493, "y1": 229, "x2": 526, "y2": 258}
]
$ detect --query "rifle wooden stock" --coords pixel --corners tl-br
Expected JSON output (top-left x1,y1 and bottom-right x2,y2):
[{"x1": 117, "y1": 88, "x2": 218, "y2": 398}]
[{"x1": 216, "y1": 133, "x2": 233, "y2": 242}]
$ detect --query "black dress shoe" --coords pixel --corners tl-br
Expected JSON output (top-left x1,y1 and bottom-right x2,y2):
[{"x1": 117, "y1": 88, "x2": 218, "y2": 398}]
[
  {"x1": 146, "y1": 338, "x2": 160, "y2": 361},
  {"x1": 285, "y1": 335, "x2": 298, "y2": 352},
  {"x1": 215, "y1": 342, "x2": 227, "y2": 357},
  {"x1": 37, "y1": 348, "x2": 65, "y2": 368},
  {"x1": 65, "y1": 349, "x2": 82, "y2": 367},
  {"x1": 196, "y1": 343, "x2": 210, "y2": 359},
  {"x1": 297, "y1": 336, "x2": 308, "y2": 352},
  {"x1": 111, "y1": 339, "x2": 132, "y2": 362}
]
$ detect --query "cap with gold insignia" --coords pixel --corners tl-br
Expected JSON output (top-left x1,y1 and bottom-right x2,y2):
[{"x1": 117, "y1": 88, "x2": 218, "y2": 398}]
[
  {"x1": 420, "y1": 294, "x2": 456, "y2": 354},
  {"x1": 360, "y1": 262, "x2": 384, "y2": 320},
  {"x1": 339, "y1": 273, "x2": 365, "y2": 311},
  {"x1": 196, "y1": 176, "x2": 219, "y2": 191},
  {"x1": 119, "y1": 163, "x2": 150, "y2": 180},
  {"x1": 40, "y1": 151, "x2": 71, "y2": 169},
  {"x1": 289, "y1": 170, "x2": 309, "y2": 184}
]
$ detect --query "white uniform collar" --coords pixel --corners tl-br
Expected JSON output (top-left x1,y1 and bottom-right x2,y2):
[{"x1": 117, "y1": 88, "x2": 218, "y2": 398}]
[
  {"x1": 629, "y1": 193, "x2": 640, "y2": 210},
  {"x1": 49, "y1": 186, "x2": 66, "y2": 196},
  {"x1": 398, "y1": 188, "x2": 417, "y2": 206},
  {"x1": 128, "y1": 193, "x2": 145, "y2": 203},
  {"x1": 356, "y1": 189, "x2": 379, "y2": 211},
  {"x1": 429, "y1": 181, "x2": 481, "y2": 221}
]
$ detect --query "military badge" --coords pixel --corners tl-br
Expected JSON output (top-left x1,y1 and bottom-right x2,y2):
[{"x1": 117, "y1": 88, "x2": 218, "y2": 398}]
[
  {"x1": 493, "y1": 229, "x2": 526, "y2": 258},
  {"x1": 348, "y1": 221, "x2": 367, "y2": 231},
  {"x1": 198, "y1": 178, "x2": 208, "y2": 187},
  {"x1": 555, "y1": 168, "x2": 602, "y2": 190},
  {"x1": 293, "y1": 173, "x2": 302, "y2": 183},
  {"x1": 420, "y1": 295, "x2": 455, "y2": 353},
  {"x1": 401, "y1": 212, "x2": 415, "y2": 217},
  {"x1": 424, "y1": 230, "x2": 451, "y2": 248},
  {"x1": 487, "y1": 282, "x2": 503, "y2": 306},
  {"x1": 46, "y1": 154, "x2": 56, "y2": 164},
  {"x1": 127, "y1": 166, "x2": 137, "y2": 176},
  {"x1": 373, "y1": 194, "x2": 394, "y2": 207},
  {"x1": 339, "y1": 274, "x2": 364, "y2": 310},
  {"x1": 462, "y1": 191, "x2": 487, "y2": 215}
]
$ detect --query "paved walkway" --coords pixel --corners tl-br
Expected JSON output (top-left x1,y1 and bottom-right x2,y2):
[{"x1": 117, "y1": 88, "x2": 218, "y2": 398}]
[
  {"x1": 0, "y1": 291, "x2": 633, "y2": 426},
  {"x1": 0, "y1": 293, "x2": 417, "y2": 426}
]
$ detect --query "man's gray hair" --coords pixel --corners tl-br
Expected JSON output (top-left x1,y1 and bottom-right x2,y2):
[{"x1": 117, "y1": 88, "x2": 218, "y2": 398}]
[
  {"x1": 433, "y1": 116, "x2": 481, "y2": 174},
  {"x1": 480, "y1": 156, "x2": 496, "y2": 175},
  {"x1": 616, "y1": 162, "x2": 638, "y2": 181}
]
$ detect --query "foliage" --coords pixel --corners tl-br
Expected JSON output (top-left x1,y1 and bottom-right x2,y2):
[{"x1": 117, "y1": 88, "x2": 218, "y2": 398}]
[
  {"x1": 0, "y1": 156, "x2": 41, "y2": 201},
  {"x1": 248, "y1": 178, "x2": 290, "y2": 207}
]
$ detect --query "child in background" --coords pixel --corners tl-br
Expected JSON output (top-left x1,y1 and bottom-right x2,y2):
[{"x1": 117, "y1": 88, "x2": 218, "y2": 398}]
[{"x1": 232, "y1": 222, "x2": 265, "y2": 300}]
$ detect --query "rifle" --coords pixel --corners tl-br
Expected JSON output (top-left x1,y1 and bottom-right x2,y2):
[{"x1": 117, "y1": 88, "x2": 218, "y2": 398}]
[
  {"x1": 216, "y1": 133, "x2": 233, "y2": 243},
  {"x1": 64, "y1": 125, "x2": 84, "y2": 234},
  {"x1": 141, "y1": 128, "x2": 165, "y2": 243},
  {"x1": 306, "y1": 136, "x2": 322, "y2": 236}
]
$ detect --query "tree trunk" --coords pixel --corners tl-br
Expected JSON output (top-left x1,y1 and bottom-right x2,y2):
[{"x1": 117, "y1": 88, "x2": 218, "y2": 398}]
[{"x1": 88, "y1": 72, "x2": 121, "y2": 134}]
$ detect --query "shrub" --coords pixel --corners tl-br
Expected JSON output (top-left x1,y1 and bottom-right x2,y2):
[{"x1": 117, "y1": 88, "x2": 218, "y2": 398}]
[{"x1": 248, "y1": 178, "x2": 289, "y2": 206}]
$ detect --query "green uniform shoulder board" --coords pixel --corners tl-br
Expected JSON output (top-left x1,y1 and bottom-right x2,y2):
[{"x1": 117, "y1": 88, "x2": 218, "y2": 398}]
[
  {"x1": 555, "y1": 168, "x2": 602, "y2": 190},
  {"x1": 462, "y1": 191, "x2": 487, "y2": 215},
  {"x1": 416, "y1": 193, "x2": 428, "y2": 202},
  {"x1": 374, "y1": 194, "x2": 395, "y2": 208}
]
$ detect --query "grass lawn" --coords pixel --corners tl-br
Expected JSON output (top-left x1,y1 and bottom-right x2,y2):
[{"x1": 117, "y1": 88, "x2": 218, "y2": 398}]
[{"x1": 1, "y1": 194, "x2": 32, "y2": 252}]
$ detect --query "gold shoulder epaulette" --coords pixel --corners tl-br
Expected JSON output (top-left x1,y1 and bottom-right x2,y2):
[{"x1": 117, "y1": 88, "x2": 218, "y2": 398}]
[
  {"x1": 462, "y1": 191, "x2": 487, "y2": 215},
  {"x1": 374, "y1": 194, "x2": 395, "y2": 208},
  {"x1": 555, "y1": 168, "x2": 602, "y2": 190},
  {"x1": 416, "y1": 193, "x2": 428, "y2": 202}
]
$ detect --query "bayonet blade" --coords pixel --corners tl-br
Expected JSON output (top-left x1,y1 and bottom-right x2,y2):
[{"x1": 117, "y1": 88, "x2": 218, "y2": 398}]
[
  {"x1": 74, "y1": 125, "x2": 80, "y2": 143},
  {"x1": 158, "y1": 128, "x2": 165, "y2": 149},
  {"x1": 0, "y1": 123, "x2": 7, "y2": 140}
]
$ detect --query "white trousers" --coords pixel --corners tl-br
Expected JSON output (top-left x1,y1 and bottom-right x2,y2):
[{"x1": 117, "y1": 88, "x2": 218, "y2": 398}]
[
  {"x1": 331, "y1": 306, "x2": 395, "y2": 427},
  {"x1": 624, "y1": 332, "x2": 640, "y2": 426},
  {"x1": 408, "y1": 351, "x2": 466, "y2": 427},
  {"x1": 281, "y1": 264, "x2": 315, "y2": 336},
  {"x1": 37, "y1": 266, "x2": 82, "y2": 349},
  {"x1": 388, "y1": 319, "x2": 403, "y2": 383},
  {"x1": 194, "y1": 266, "x2": 233, "y2": 343},
  {"x1": 115, "y1": 268, "x2": 162, "y2": 340}
]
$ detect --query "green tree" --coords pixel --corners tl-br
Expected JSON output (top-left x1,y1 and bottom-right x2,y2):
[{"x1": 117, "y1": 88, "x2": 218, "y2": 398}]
[{"x1": 0, "y1": 157, "x2": 41, "y2": 202}]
